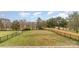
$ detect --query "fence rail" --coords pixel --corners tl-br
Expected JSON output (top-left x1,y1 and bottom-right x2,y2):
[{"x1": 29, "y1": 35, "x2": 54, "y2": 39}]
[
  {"x1": 45, "y1": 28, "x2": 79, "y2": 41},
  {"x1": 0, "y1": 31, "x2": 23, "y2": 43}
]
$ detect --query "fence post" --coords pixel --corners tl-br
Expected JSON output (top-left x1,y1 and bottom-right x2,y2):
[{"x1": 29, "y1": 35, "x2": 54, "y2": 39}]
[
  {"x1": 0, "y1": 37, "x2": 1, "y2": 42},
  {"x1": 7, "y1": 35, "x2": 8, "y2": 40},
  {"x1": 16, "y1": 32, "x2": 17, "y2": 36}
]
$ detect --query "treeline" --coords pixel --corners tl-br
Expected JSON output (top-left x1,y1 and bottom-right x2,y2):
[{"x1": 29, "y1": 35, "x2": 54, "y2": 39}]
[
  {"x1": 36, "y1": 11, "x2": 79, "y2": 33},
  {"x1": 0, "y1": 18, "x2": 30, "y2": 31},
  {"x1": 36, "y1": 17, "x2": 68, "y2": 30}
]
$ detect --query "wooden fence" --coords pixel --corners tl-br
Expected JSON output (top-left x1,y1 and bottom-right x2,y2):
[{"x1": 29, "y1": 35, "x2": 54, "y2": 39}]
[
  {"x1": 0, "y1": 31, "x2": 23, "y2": 43},
  {"x1": 45, "y1": 28, "x2": 79, "y2": 41}
]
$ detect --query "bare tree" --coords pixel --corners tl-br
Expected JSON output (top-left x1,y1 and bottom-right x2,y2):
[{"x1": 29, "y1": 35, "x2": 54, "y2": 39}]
[
  {"x1": 68, "y1": 12, "x2": 79, "y2": 33},
  {"x1": 19, "y1": 20, "x2": 27, "y2": 30}
]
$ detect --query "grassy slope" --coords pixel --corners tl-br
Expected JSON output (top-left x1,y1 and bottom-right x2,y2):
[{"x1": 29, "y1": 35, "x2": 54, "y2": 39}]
[{"x1": 0, "y1": 30, "x2": 79, "y2": 46}]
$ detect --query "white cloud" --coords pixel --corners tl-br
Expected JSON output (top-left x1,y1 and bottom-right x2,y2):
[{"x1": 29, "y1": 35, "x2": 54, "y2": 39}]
[
  {"x1": 57, "y1": 13, "x2": 68, "y2": 18},
  {"x1": 64, "y1": 11, "x2": 74, "y2": 15},
  {"x1": 19, "y1": 12, "x2": 30, "y2": 17},
  {"x1": 53, "y1": 12, "x2": 69, "y2": 18},
  {"x1": 33, "y1": 12, "x2": 42, "y2": 16},
  {"x1": 48, "y1": 11, "x2": 54, "y2": 15}
]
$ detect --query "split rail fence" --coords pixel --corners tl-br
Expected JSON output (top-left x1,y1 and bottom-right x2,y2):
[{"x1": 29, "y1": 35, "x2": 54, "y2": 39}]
[
  {"x1": 45, "y1": 28, "x2": 79, "y2": 41},
  {"x1": 0, "y1": 31, "x2": 23, "y2": 43}
]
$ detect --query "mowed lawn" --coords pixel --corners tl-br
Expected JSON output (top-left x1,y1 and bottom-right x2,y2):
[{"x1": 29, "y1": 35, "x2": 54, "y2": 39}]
[
  {"x1": 0, "y1": 30, "x2": 79, "y2": 46},
  {"x1": 0, "y1": 31, "x2": 16, "y2": 37}
]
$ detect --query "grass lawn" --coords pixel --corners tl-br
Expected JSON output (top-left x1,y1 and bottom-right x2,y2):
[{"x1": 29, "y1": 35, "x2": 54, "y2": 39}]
[
  {"x1": 0, "y1": 31, "x2": 16, "y2": 37},
  {"x1": 0, "y1": 30, "x2": 79, "y2": 46}
]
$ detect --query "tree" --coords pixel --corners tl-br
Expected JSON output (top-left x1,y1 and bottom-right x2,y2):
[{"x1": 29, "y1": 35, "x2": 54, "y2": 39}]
[
  {"x1": 55, "y1": 17, "x2": 62, "y2": 29},
  {"x1": 46, "y1": 17, "x2": 68, "y2": 30},
  {"x1": 19, "y1": 20, "x2": 27, "y2": 30},
  {"x1": 0, "y1": 20, "x2": 4, "y2": 30},
  {"x1": 68, "y1": 12, "x2": 79, "y2": 33},
  {"x1": 11, "y1": 20, "x2": 20, "y2": 30},
  {"x1": 36, "y1": 17, "x2": 43, "y2": 30},
  {"x1": 41, "y1": 20, "x2": 47, "y2": 28},
  {"x1": 0, "y1": 18, "x2": 11, "y2": 30},
  {"x1": 47, "y1": 18, "x2": 57, "y2": 28},
  {"x1": 58, "y1": 18, "x2": 67, "y2": 29}
]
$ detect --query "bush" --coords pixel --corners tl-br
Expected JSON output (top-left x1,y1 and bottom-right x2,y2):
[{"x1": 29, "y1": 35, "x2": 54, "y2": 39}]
[{"x1": 22, "y1": 28, "x2": 31, "y2": 31}]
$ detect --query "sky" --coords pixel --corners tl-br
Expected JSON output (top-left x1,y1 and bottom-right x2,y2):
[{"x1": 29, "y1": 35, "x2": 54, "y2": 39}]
[{"x1": 0, "y1": 11, "x2": 72, "y2": 22}]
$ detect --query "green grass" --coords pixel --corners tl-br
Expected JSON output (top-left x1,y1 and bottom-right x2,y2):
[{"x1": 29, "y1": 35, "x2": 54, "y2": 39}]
[
  {"x1": 0, "y1": 31, "x2": 16, "y2": 37},
  {"x1": 0, "y1": 30, "x2": 79, "y2": 46}
]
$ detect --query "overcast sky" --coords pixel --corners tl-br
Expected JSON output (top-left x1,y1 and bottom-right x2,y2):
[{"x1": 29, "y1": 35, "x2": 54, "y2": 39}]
[{"x1": 0, "y1": 11, "x2": 72, "y2": 21}]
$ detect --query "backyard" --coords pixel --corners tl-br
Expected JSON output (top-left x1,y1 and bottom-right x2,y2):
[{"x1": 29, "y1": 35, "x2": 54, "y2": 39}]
[
  {"x1": 0, "y1": 11, "x2": 79, "y2": 47},
  {"x1": 0, "y1": 30, "x2": 79, "y2": 46}
]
